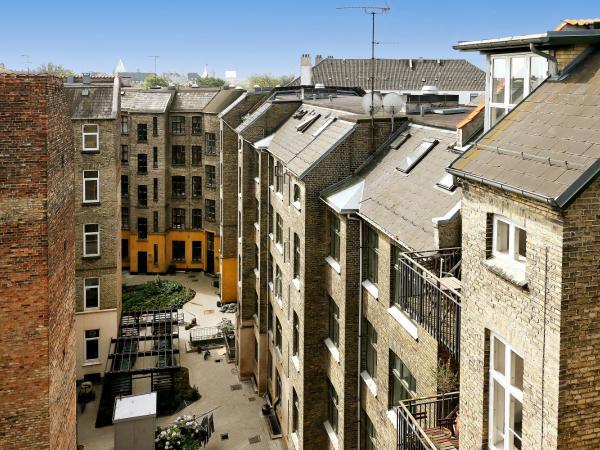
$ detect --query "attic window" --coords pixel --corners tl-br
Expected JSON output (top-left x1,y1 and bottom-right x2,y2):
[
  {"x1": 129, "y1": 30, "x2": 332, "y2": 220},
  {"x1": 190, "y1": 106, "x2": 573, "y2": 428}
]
[
  {"x1": 296, "y1": 113, "x2": 321, "y2": 133},
  {"x1": 436, "y1": 173, "x2": 456, "y2": 191},
  {"x1": 312, "y1": 117, "x2": 336, "y2": 138},
  {"x1": 389, "y1": 132, "x2": 410, "y2": 150},
  {"x1": 396, "y1": 139, "x2": 438, "y2": 173},
  {"x1": 293, "y1": 110, "x2": 307, "y2": 120}
]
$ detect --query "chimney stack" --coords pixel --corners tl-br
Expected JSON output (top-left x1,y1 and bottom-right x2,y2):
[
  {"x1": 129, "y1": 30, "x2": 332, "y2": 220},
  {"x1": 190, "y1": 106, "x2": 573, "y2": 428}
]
[
  {"x1": 300, "y1": 53, "x2": 312, "y2": 86},
  {"x1": 82, "y1": 73, "x2": 92, "y2": 85},
  {"x1": 315, "y1": 54, "x2": 323, "y2": 65}
]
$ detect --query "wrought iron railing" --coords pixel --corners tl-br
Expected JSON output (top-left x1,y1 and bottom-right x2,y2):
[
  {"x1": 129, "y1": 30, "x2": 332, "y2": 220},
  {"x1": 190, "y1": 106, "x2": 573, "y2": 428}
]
[
  {"x1": 397, "y1": 392, "x2": 460, "y2": 450},
  {"x1": 392, "y1": 248, "x2": 461, "y2": 360}
]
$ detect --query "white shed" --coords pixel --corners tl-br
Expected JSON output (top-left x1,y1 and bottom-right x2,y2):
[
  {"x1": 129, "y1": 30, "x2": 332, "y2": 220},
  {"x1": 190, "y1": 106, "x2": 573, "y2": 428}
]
[{"x1": 113, "y1": 392, "x2": 157, "y2": 450}]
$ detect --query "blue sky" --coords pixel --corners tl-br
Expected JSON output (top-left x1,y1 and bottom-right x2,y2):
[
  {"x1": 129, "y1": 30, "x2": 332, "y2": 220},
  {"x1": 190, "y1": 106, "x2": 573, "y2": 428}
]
[{"x1": 1, "y1": 0, "x2": 598, "y2": 78}]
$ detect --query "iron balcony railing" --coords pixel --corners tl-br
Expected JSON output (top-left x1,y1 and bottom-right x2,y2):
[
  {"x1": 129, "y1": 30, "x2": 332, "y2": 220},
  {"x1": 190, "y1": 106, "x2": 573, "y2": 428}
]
[
  {"x1": 397, "y1": 392, "x2": 460, "y2": 450},
  {"x1": 393, "y1": 248, "x2": 461, "y2": 360}
]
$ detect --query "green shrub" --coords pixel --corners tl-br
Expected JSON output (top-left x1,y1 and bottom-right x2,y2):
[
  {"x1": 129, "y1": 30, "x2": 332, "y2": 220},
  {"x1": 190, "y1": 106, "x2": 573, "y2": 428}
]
[{"x1": 122, "y1": 278, "x2": 195, "y2": 311}]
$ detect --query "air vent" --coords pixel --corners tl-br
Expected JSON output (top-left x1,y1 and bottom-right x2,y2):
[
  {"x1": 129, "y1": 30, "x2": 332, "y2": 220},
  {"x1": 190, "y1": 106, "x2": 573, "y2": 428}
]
[{"x1": 81, "y1": 89, "x2": 89, "y2": 96}]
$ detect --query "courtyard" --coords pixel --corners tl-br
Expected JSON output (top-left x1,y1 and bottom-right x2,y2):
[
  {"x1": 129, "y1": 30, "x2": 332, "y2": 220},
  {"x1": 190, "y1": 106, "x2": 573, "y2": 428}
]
[{"x1": 77, "y1": 271, "x2": 283, "y2": 450}]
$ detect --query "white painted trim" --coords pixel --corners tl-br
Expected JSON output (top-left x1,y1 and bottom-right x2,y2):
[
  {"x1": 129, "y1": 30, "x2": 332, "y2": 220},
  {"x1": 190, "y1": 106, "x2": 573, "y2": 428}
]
[
  {"x1": 291, "y1": 277, "x2": 301, "y2": 292},
  {"x1": 82, "y1": 170, "x2": 100, "y2": 203},
  {"x1": 325, "y1": 256, "x2": 341, "y2": 274},
  {"x1": 387, "y1": 307, "x2": 418, "y2": 340},
  {"x1": 362, "y1": 280, "x2": 379, "y2": 300},
  {"x1": 83, "y1": 277, "x2": 100, "y2": 311},
  {"x1": 82, "y1": 123, "x2": 99, "y2": 151},
  {"x1": 386, "y1": 409, "x2": 398, "y2": 430},
  {"x1": 323, "y1": 421, "x2": 339, "y2": 450},
  {"x1": 76, "y1": 307, "x2": 117, "y2": 316},
  {"x1": 290, "y1": 432, "x2": 300, "y2": 450},
  {"x1": 324, "y1": 338, "x2": 340, "y2": 364},
  {"x1": 360, "y1": 370, "x2": 378, "y2": 397},
  {"x1": 83, "y1": 223, "x2": 100, "y2": 257},
  {"x1": 291, "y1": 355, "x2": 301, "y2": 373}
]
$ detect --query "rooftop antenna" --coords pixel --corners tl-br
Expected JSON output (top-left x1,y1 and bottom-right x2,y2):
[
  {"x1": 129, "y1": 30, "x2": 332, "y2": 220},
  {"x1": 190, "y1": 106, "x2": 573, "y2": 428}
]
[
  {"x1": 21, "y1": 54, "x2": 31, "y2": 73},
  {"x1": 147, "y1": 55, "x2": 159, "y2": 82}
]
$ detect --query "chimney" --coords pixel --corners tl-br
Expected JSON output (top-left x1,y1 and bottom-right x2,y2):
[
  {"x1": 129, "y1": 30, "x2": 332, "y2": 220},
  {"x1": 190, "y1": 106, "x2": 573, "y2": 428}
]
[
  {"x1": 82, "y1": 73, "x2": 92, "y2": 85},
  {"x1": 300, "y1": 54, "x2": 312, "y2": 86},
  {"x1": 315, "y1": 54, "x2": 323, "y2": 65}
]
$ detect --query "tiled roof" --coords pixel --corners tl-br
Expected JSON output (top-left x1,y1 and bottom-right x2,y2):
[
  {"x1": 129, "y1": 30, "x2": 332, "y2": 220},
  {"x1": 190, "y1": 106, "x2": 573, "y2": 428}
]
[
  {"x1": 202, "y1": 89, "x2": 245, "y2": 114},
  {"x1": 64, "y1": 85, "x2": 115, "y2": 119},
  {"x1": 449, "y1": 48, "x2": 600, "y2": 208},
  {"x1": 267, "y1": 105, "x2": 357, "y2": 178},
  {"x1": 323, "y1": 123, "x2": 460, "y2": 250},
  {"x1": 291, "y1": 58, "x2": 485, "y2": 92},
  {"x1": 121, "y1": 89, "x2": 174, "y2": 113},
  {"x1": 171, "y1": 90, "x2": 219, "y2": 112}
]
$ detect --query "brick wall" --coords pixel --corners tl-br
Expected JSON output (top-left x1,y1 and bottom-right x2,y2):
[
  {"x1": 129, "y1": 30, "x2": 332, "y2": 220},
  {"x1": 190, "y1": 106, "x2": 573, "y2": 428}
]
[{"x1": 0, "y1": 74, "x2": 76, "y2": 449}]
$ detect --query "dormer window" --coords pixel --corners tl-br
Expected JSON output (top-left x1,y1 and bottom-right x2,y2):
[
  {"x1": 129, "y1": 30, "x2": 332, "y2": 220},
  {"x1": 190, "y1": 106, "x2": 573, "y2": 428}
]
[{"x1": 493, "y1": 215, "x2": 526, "y2": 265}]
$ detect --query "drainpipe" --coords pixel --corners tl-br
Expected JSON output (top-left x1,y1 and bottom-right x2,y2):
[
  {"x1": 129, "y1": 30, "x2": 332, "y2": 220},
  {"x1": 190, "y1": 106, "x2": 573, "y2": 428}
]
[{"x1": 529, "y1": 43, "x2": 559, "y2": 77}]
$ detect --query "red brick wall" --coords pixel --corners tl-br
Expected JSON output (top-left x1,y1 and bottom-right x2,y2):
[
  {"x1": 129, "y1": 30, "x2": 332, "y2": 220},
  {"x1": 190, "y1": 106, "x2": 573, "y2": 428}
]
[{"x1": 0, "y1": 74, "x2": 76, "y2": 450}]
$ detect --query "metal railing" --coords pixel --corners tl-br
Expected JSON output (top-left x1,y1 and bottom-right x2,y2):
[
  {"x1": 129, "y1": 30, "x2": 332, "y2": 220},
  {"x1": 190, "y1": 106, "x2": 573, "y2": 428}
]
[
  {"x1": 393, "y1": 248, "x2": 461, "y2": 360},
  {"x1": 397, "y1": 392, "x2": 460, "y2": 450}
]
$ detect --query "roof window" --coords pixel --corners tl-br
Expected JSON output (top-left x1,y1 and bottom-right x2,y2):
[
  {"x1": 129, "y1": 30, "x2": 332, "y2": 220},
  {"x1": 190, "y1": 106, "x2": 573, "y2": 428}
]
[
  {"x1": 436, "y1": 173, "x2": 456, "y2": 191},
  {"x1": 296, "y1": 113, "x2": 321, "y2": 133},
  {"x1": 293, "y1": 109, "x2": 307, "y2": 120},
  {"x1": 312, "y1": 117, "x2": 336, "y2": 138},
  {"x1": 396, "y1": 139, "x2": 438, "y2": 173}
]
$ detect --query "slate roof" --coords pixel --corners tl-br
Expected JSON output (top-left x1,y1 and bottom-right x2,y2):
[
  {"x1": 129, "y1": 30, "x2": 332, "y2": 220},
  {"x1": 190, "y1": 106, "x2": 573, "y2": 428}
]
[
  {"x1": 64, "y1": 84, "x2": 116, "y2": 119},
  {"x1": 290, "y1": 58, "x2": 485, "y2": 92},
  {"x1": 267, "y1": 105, "x2": 357, "y2": 178},
  {"x1": 449, "y1": 48, "x2": 600, "y2": 208},
  {"x1": 202, "y1": 89, "x2": 245, "y2": 114},
  {"x1": 323, "y1": 123, "x2": 460, "y2": 250},
  {"x1": 171, "y1": 90, "x2": 218, "y2": 111},
  {"x1": 121, "y1": 89, "x2": 174, "y2": 113}
]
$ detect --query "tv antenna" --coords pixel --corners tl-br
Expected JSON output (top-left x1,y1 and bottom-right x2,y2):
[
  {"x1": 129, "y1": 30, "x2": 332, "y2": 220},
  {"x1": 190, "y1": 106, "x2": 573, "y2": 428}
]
[
  {"x1": 337, "y1": 5, "x2": 390, "y2": 122},
  {"x1": 21, "y1": 54, "x2": 31, "y2": 73},
  {"x1": 147, "y1": 55, "x2": 160, "y2": 80}
]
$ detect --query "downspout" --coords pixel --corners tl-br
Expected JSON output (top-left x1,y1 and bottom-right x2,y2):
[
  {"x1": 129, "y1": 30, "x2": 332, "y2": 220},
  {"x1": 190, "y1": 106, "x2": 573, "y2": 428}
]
[{"x1": 529, "y1": 43, "x2": 559, "y2": 77}]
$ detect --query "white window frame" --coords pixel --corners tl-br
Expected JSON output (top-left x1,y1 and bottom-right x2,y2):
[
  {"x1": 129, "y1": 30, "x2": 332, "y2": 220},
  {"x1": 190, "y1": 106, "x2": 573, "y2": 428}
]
[
  {"x1": 492, "y1": 215, "x2": 526, "y2": 268},
  {"x1": 84, "y1": 277, "x2": 100, "y2": 310},
  {"x1": 82, "y1": 124, "x2": 99, "y2": 151},
  {"x1": 82, "y1": 170, "x2": 99, "y2": 203},
  {"x1": 83, "y1": 223, "x2": 100, "y2": 257},
  {"x1": 488, "y1": 333, "x2": 523, "y2": 450},
  {"x1": 84, "y1": 329, "x2": 100, "y2": 363}
]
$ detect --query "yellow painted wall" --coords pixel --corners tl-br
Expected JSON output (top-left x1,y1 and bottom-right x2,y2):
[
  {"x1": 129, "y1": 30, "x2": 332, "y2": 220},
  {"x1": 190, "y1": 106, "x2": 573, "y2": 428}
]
[{"x1": 220, "y1": 257, "x2": 238, "y2": 303}]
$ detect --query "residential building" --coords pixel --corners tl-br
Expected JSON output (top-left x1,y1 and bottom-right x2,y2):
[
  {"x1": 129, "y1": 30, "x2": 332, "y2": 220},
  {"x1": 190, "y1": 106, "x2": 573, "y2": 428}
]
[{"x1": 0, "y1": 74, "x2": 76, "y2": 449}]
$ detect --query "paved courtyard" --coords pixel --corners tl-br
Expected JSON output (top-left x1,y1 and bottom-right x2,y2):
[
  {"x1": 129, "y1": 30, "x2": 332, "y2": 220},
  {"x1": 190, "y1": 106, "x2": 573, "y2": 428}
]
[{"x1": 77, "y1": 271, "x2": 283, "y2": 450}]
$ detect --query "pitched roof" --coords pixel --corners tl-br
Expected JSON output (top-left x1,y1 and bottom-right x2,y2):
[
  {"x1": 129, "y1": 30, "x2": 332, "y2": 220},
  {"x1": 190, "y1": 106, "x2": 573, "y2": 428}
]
[
  {"x1": 291, "y1": 58, "x2": 485, "y2": 92},
  {"x1": 121, "y1": 89, "x2": 174, "y2": 113},
  {"x1": 449, "y1": 48, "x2": 600, "y2": 208},
  {"x1": 323, "y1": 123, "x2": 460, "y2": 250},
  {"x1": 171, "y1": 90, "x2": 218, "y2": 112},
  {"x1": 64, "y1": 84, "x2": 116, "y2": 119},
  {"x1": 267, "y1": 105, "x2": 357, "y2": 178},
  {"x1": 202, "y1": 89, "x2": 245, "y2": 114}
]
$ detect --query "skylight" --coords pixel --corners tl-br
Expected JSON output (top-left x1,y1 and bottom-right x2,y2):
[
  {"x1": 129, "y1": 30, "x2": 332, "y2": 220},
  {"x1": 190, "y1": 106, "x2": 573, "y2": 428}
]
[
  {"x1": 396, "y1": 139, "x2": 438, "y2": 173},
  {"x1": 436, "y1": 173, "x2": 456, "y2": 191},
  {"x1": 296, "y1": 113, "x2": 321, "y2": 133},
  {"x1": 312, "y1": 117, "x2": 337, "y2": 138}
]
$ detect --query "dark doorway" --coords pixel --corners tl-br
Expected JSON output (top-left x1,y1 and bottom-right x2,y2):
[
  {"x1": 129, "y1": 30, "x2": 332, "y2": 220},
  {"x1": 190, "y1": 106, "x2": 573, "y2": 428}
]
[
  {"x1": 206, "y1": 233, "x2": 214, "y2": 273},
  {"x1": 138, "y1": 252, "x2": 148, "y2": 273}
]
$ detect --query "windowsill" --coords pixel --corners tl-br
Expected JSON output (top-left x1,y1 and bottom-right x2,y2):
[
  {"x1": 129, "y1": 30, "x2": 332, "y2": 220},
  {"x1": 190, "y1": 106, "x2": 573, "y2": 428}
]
[
  {"x1": 269, "y1": 233, "x2": 274, "y2": 242},
  {"x1": 292, "y1": 201, "x2": 301, "y2": 211},
  {"x1": 82, "y1": 255, "x2": 101, "y2": 260},
  {"x1": 323, "y1": 421, "x2": 339, "y2": 450},
  {"x1": 268, "y1": 282, "x2": 273, "y2": 292},
  {"x1": 83, "y1": 307, "x2": 100, "y2": 312},
  {"x1": 254, "y1": 177, "x2": 260, "y2": 184},
  {"x1": 276, "y1": 296, "x2": 283, "y2": 310},
  {"x1": 254, "y1": 222, "x2": 259, "y2": 231},
  {"x1": 360, "y1": 371, "x2": 378, "y2": 397},
  {"x1": 275, "y1": 191, "x2": 284, "y2": 201},
  {"x1": 254, "y1": 268, "x2": 259, "y2": 279},
  {"x1": 77, "y1": 307, "x2": 117, "y2": 315},
  {"x1": 83, "y1": 360, "x2": 101, "y2": 367},
  {"x1": 387, "y1": 306, "x2": 418, "y2": 340},
  {"x1": 290, "y1": 431, "x2": 300, "y2": 450},
  {"x1": 291, "y1": 278, "x2": 301, "y2": 291},
  {"x1": 82, "y1": 201, "x2": 100, "y2": 206},
  {"x1": 386, "y1": 409, "x2": 398, "y2": 430},
  {"x1": 325, "y1": 256, "x2": 341, "y2": 274},
  {"x1": 291, "y1": 355, "x2": 300, "y2": 373},
  {"x1": 274, "y1": 347, "x2": 282, "y2": 360},
  {"x1": 275, "y1": 243, "x2": 284, "y2": 255},
  {"x1": 362, "y1": 280, "x2": 379, "y2": 299},
  {"x1": 484, "y1": 257, "x2": 528, "y2": 288},
  {"x1": 81, "y1": 149, "x2": 100, "y2": 154},
  {"x1": 324, "y1": 338, "x2": 340, "y2": 364}
]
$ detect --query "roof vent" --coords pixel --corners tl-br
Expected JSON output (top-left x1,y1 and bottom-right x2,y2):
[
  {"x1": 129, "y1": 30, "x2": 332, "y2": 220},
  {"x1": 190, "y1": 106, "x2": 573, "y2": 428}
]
[
  {"x1": 81, "y1": 89, "x2": 89, "y2": 97},
  {"x1": 82, "y1": 73, "x2": 91, "y2": 85}
]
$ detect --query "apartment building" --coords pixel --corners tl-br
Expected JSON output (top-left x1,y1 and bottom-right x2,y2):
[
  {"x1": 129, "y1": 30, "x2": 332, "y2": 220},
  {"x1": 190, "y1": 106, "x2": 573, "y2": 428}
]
[
  {"x1": 64, "y1": 76, "x2": 122, "y2": 379},
  {"x1": 0, "y1": 74, "x2": 76, "y2": 449}
]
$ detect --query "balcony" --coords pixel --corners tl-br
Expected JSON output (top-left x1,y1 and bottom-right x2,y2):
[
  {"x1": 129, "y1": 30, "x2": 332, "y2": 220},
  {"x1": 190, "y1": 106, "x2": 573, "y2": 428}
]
[
  {"x1": 397, "y1": 392, "x2": 459, "y2": 450},
  {"x1": 393, "y1": 248, "x2": 461, "y2": 360}
]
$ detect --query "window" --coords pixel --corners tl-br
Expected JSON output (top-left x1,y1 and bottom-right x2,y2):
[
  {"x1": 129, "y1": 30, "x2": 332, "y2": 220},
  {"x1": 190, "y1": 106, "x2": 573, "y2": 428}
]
[
  {"x1": 293, "y1": 312, "x2": 299, "y2": 357},
  {"x1": 122, "y1": 239, "x2": 129, "y2": 261},
  {"x1": 153, "y1": 147, "x2": 158, "y2": 168},
  {"x1": 293, "y1": 184, "x2": 301, "y2": 205},
  {"x1": 192, "y1": 145, "x2": 202, "y2": 165},
  {"x1": 153, "y1": 211, "x2": 159, "y2": 233},
  {"x1": 328, "y1": 297, "x2": 339, "y2": 347},
  {"x1": 138, "y1": 185, "x2": 147, "y2": 207},
  {"x1": 205, "y1": 132, "x2": 216, "y2": 154},
  {"x1": 205, "y1": 165, "x2": 216, "y2": 187},
  {"x1": 84, "y1": 277, "x2": 100, "y2": 310},
  {"x1": 153, "y1": 243, "x2": 158, "y2": 265},
  {"x1": 275, "y1": 162, "x2": 283, "y2": 194},
  {"x1": 152, "y1": 116, "x2": 158, "y2": 136},
  {"x1": 293, "y1": 233, "x2": 301, "y2": 279},
  {"x1": 292, "y1": 388, "x2": 299, "y2": 434},
  {"x1": 365, "y1": 319, "x2": 377, "y2": 379},
  {"x1": 365, "y1": 226, "x2": 379, "y2": 285},
  {"x1": 192, "y1": 241, "x2": 202, "y2": 262},
  {"x1": 83, "y1": 224, "x2": 99, "y2": 257},
  {"x1": 172, "y1": 145, "x2": 186, "y2": 165},
  {"x1": 268, "y1": 302, "x2": 274, "y2": 334},
  {"x1": 275, "y1": 370, "x2": 282, "y2": 399},
  {"x1": 83, "y1": 170, "x2": 99, "y2": 203},
  {"x1": 121, "y1": 116, "x2": 128, "y2": 134},
  {"x1": 171, "y1": 116, "x2": 185, "y2": 134},
  {"x1": 121, "y1": 175, "x2": 128, "y2": 198},
  {"x1": 389, "y1": 351, "x2": 416, "y2": 408},
  {"x1": 361, "y1": 411, "x2": 377, "y2": 450},
  {"x1": 192, "y1": 116, "x2": 202, "y2": 135},
  {"x1": 327, "y1": 379, "x2": 339, "y2": 433},
  {"x1": 121, "y1": 207, "x2": 129, "y2": 229},
  {"x1": 138, "y1": 154, "x2": 147, "y2": 174},
  {"x1": 172, "y1": 208, "x2": 185, "y2": 229},
  {"x1": 205, "y1": 199, "x2": 216, "y2": 222},
  {"x1": 492, "y1": 215, "x2": 526, "y2": 266},
  {"x1": 192, "y1": 176, "x2": 202, "y2": 197},
  {"x1": 396, "y1": 139, "x2": 438, "y2": 173},
  {"x1": 268, "y1": 154, "x2": 274, "y2": 187},
  {"x1": 238, "y1": 166, "x2": 242, "y2": 195},
  {"x1": 137, "y1": 217, "x2": 147, "y2": 240},
  {"x1": 137, "y1": 123, "x2": 147, "y2": 142},
  {"x1": 153, "y1": 178, "x2": 158, "y2": 202},
  {"x1": 192, "y1": 209, "x2": 202, "y2": 229},
  {"x1": 275, "y1": 317, "x2": 282, "y2": 352},
  {"x1": 330, "y1": 213, "x2": 340, "y2": 262},
  {"x1": 172, "y1": 176, "x2": 186, "y2": 198},
  {"x1": 84, "y1": 329, "x2": 100, "y2": 362},
  {"x1": 82, "y1": 124, "x2": 99, "y2": 151},
  {"x1": 172, "y1": 240, "x2": 185, "y2": 261},
  {"x1": 269, "y1": 207, "x2": 274, "y2": 235},
  {"x1": 274, "y1": 265, "x2": 282, "y2": 299},
  {"x1": 436, "y1": 173, "x2": 456, "y2": 191},
  {"x1": 489, "y1": 334, "x2": 523, "y2": 450},
  {"x1": 275, "y1": 214, "x2": 283, "y2": 246},
  {"x1": 121, "y1": 145, "x2": 129, "y2": 163}
]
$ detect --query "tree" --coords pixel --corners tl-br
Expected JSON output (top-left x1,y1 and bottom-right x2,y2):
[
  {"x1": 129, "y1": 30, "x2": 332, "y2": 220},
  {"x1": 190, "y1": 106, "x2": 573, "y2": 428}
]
[
  {"x1": 196, "y1": 76, "x2": 226, "y2": 88},
  {"x1": 35, "y1": 62, "x2": 74, "y2": 77},
  {"x1": 143, "y1": 74, "x2": 169, "y2": 89},
  {"x1": 247, "y1": 73, "x2": 295, "y2": 89}
]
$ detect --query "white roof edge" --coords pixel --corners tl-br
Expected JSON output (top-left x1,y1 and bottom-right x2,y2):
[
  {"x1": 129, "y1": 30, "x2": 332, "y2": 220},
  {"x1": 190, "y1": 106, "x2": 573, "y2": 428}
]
[
  {"x1": 456, "y1": 32, "x2": 548, "y2": 47},
  {"x1": 322, "y1": 179, "x2": 364, "y2": 214},
  {"x1": 254, "y1": 134, "x2": 275, "y2": 149},
  {"x1": 219, "y1": 91, "x2": 248, "y2": 118},
  {"x1": 432, "y1": 201, "x2": 461, "y2": 226}
]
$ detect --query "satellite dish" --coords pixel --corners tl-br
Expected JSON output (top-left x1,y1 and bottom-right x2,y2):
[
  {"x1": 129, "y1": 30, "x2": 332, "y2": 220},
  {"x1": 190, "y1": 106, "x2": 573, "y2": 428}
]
[
  {"x1": 362, "y1": 93, "x2": 383, "y2": 114},
  {"x1": 382, "y1": 92, "x2": 404, "y2": 114}
]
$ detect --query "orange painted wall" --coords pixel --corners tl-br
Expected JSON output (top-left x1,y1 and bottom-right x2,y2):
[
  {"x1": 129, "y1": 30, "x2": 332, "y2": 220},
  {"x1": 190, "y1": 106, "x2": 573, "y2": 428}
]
[{"x1": 220, "y1": 257, "x2": 238, "y2": 303}]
